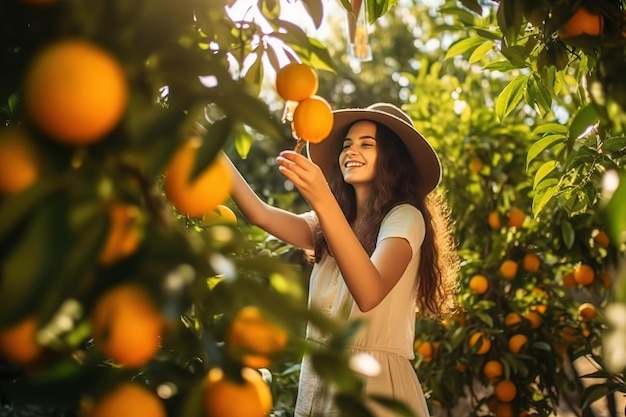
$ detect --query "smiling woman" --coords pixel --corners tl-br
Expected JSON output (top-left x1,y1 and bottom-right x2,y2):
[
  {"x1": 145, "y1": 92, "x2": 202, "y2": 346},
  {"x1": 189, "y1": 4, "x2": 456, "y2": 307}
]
[{"x1": 223, "y1": 101, "x2": 459, "y2": 416}]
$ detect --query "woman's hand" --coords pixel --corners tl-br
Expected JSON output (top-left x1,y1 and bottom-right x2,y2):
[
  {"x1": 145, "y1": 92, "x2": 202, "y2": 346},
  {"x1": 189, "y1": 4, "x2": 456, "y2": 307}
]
[{"x1": 276, "y1": 150, "x2": 333, "y2": 208}]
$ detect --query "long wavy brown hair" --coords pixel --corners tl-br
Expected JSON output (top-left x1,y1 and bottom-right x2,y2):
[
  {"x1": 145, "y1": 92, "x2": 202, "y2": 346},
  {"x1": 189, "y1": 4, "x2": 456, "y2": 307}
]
[{"x1": 312, "y1": 122, "x2": 459, "y2": 319}]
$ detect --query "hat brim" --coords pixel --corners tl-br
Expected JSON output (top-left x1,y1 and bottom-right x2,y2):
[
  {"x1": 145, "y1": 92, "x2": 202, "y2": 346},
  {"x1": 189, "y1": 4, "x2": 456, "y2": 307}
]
[{"x1": 307, "y1": 107, "x2": 442, "y2": 194}]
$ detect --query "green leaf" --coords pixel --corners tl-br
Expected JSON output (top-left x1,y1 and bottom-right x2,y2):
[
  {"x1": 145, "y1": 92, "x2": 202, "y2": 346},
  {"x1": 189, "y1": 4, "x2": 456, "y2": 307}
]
[
  {"x1": 495, "y1": 75, "x2": 528, "y2": 122},
  {"x1": 468, "y1": 40, "x2": 495, "y2": 64},
  {"x1": 38, "y1": 201, "x2": 108, "y2": 324},
  {"x1": 531, "y1": 122, "x2": 568, "y2": 136},
  {"x1": 444, "y1": 37, "x2": 485, "y2": 61},
  {"x1": 532, "y1": 184, "x2": 558, "y2": 216},
  {"x1": 533, "y1": 160, "x2": 559, "y2": 188},
  {"x1": 233, "y1": 126, "x2": 254, "y2": 159},
  {"x1": 259, "y1": 0, "x2": 281, "y2": 20},
  {"x1": 369, "y1": 394, "x2": 416, "y2": 417},
  {"x1": 439, "y1": 6, "x2": 478, "y2": 25},
  {"x1": 482, "y1": 60, "x2": 518, "y2": 72},
  {"x1": 243, "y1": 48, "x2": 264, "y2": 97},
  {"x1": 526, "y1": 134, "x2": 567, "y2": 167},
  {"x1": 213, "y1": 93, "x2": 283, "y2": 140},
  {"x1": 191, "y1": 118, "x2": 234, "y2": 180},
  {"x1": 604, "y1": 172, "x2": 626, "y2": 245},
  {"x1": 561, "y1": 219, "x2": 576, "y2": 250},
  {"x1": 531, "y1": 341, "x2": 552, "y2": 351},
  {"x1": 460, "y1": 0, "x2": 482, "y2": 14},
  {"x1": 569, "y1": 105, "x2": 599, "y2": 144},
  {"x1": 335, "y1": 393, "x2": 376, "y2": 417},
  {"x1": 581, "y1": 383, "x2": 615, "y2": 410},
  {"x1": 0, "y1": 194, "x2": 70, "y2": 326},
  {"x1": 602, "y1": 136, "x2": 626, "y2": 153},
  {"x1": 0, "y1": 176, "x2": 67, "y2": 242},
  {"x1": 527, "y1": 74, "x2": 552, "y2": 117},
  {"x1": 301, "y1": 0, "x2": 324, "y2": 28}
]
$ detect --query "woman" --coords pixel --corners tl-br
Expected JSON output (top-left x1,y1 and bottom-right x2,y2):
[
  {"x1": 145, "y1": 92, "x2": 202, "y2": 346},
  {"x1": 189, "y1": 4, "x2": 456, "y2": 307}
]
[{"x1": 225, "y1": 102, "x2": 459, "y2": 417}]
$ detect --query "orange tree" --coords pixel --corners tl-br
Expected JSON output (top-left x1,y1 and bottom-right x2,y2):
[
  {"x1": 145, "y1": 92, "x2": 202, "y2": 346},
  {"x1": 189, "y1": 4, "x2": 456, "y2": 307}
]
[
  {"x1": 0, "y1": 0, "x2": 406, "y2": 416},
  {"x1": 401, "y1": 0, "x2": 626, "y2": 415}
]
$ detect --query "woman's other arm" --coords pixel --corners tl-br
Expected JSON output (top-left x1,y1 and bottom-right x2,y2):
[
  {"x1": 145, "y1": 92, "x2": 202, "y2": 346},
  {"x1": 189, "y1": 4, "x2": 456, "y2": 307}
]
[{"x1": 276, "y1": 151, "x2": 411, "y2": 312}]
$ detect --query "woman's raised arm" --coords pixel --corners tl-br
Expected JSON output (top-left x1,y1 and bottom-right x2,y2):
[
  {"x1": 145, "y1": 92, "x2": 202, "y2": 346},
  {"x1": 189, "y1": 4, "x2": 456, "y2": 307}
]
[{"x1": 223, "y1": 153, "x2": 315, "y2": 251}]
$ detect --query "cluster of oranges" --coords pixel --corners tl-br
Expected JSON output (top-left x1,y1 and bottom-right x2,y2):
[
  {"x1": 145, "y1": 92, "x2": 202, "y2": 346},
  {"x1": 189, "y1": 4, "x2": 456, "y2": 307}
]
[
  {"x1": 275, "y1": 63, "x2": 333, "y2": 147},
  {"x1": 79, "y1": 301, "x2": 283, "y2": 417},
  {"x1": 414, "y1": 201, "x2": 610, "y2": 415},
  {"x1": 79, "y1": 366, "x2": 273, "y2": 417},
  {"x1": 0, "y1": 39, "x2": 128, "y2": 197}
]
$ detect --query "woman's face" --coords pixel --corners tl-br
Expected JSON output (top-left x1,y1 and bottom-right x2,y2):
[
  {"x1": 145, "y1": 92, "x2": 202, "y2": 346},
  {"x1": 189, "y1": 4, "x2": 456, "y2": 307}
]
[{"x1": 339, "y1": 120, "x2": 378, "y2": 187}]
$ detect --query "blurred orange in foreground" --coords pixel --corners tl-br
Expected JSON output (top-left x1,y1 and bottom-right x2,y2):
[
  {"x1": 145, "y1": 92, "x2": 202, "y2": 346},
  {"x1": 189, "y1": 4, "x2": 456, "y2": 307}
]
[
  {"x1": 163, "y1": 140, "x2": 232, "y2": 218},
  {"x1": 0, "y1": 128, "x2": 38, "y2": 195},
  {"x1": 204, "y1": 367, "x2": 272, "y2": 417},
  {"x1": 24, "y1": 39, "x2": 128, "y2": 145},
  {"x1": 202, "y1": 205, "x2": 237, "y2": 225},
  {"x1": 0, "y1": 317, "x2": 42, "y2": 365},
  {"x1": 98, "y1": 203, "x2": 141, "y2": 266},
  {"x1": 91, "y1": 284, "x2": 163, "y2": 367},
  {"x1": 226, "y1": 306, "x2": 288, "y2": 369},
  {"x1": 84, "y1": 382, "x2": 166, "y2": 417}
]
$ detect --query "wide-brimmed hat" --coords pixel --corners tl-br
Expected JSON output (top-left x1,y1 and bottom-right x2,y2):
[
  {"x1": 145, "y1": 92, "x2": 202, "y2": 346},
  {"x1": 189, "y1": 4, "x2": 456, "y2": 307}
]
[{"x1": 307, "y1": 102, "x2": 442, "y2": 194}]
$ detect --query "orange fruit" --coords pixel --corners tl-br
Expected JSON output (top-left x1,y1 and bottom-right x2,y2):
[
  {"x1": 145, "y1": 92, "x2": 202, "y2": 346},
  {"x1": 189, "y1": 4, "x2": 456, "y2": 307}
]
[
  {"x1": 275, "y1": 63, "x2": 318, "y2": 102},
  {"x1": 577, "y1": 303, "x2": 597, "y2": 322},
  {"x1": 504, "y1": 312, "x2": 522, "y2": 330},
  {"x1": 507, "y1": 208, "x2": 525, "y2": 228},
  {"x1": 523, "y1": 310, "x2": 542, "y2": 329},
  {"x1": 494, "y1": 380, "x2": 517, "y2": 402},
  {"x1": 499, "y1": 260, "x2": 518, "y2": 280},
  {"x1": 292, "y1": 95, "x2": 334, "y2": 144},
  {"x1": 483, "y1": 359, "x2": 503, "y2": 381},
  {"x1": 573, "y1": 263, "x2": 595, "y2": 285},
  {"x1": 0, "y1": 128, "x2": 39, "y2": 195},
  {"x1": 414, "y1": 340, "x2": 434, "y2": 362},
  {"x1": 85, "y1": 382, "x2": 166, "y2": 417},
  {"x1": 202, "y1": 204, "x2": 237, "y2": 225},
  {"x1": 486, "y1": 395, "x2": 499, "y2": 412},
  {"x1": 508, "y1": 334, "x2": 528, "y2": 354},
  {"x1": 560, "y1": 326, "x2": 580, "y2": 344},
  {"x1": 226, "y1": 306, "x2": 288, "y2": 369},
  {"x1": 468, "y1": 158, "x2": 483, "y2": 173},
  {"x1": 163, "y1": 141, "x2": 232, "y2": 218},
  {"x1": 562, "y1": 272, "x2": 576, "y2": 287},
  {"x1": 593, "y1": 230, "x2": 610, "y2": 248},
  {"x1": 204, "y1": 367, "x2": 272, "y2": 417},
  {"x1": 468, "y1": 274, "x2": 489, "y2": 295},
  {"x1": 531, "y1": 304, "x2": 547, "y2": 315},
  {"x1": 599, "y1": 272, "x2": 611, "y2": 289},
  {"x1": 495, "y1": 402, "x2": 514, "y2": 417},
  {"x1": 454, "y1": 361, "x2": 467, "y2": 372},
  {"x1": 522, "y1": 253, "x2": 540, "y2": 273},
  {"x1": 558, "y1": 7, "x2": 604, "y2": 39},
  {"x1": 24, "y1": 39, "x2": 127, "y2": 145},
  {"x1": 91, "y1": 284, "x2": 163, "y2": 367},
  {"x1": 487, "y1": 211, "x2": 501, "y2": 230},
  {"x1": 0, "y1": 317, "x2": 42, "y2": 364},
  {"x1": 98, "y1": 203, "x2": 141, "y2": 266},
  {"x1": 468, "y1": 332, "x2": 491, "y2": 355}
]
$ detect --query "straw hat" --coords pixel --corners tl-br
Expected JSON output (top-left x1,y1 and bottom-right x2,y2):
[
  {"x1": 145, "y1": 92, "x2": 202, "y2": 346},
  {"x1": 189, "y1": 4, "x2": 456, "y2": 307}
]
[{"x1": 307, "y1": 102, "x2": 442, "y2": 194}]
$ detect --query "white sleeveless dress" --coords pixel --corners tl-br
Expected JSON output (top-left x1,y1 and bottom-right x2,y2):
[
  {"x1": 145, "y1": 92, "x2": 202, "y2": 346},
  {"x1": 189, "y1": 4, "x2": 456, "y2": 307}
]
[{"x1": 294, "y1": 204, "x2": 431, "y2": 417}]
